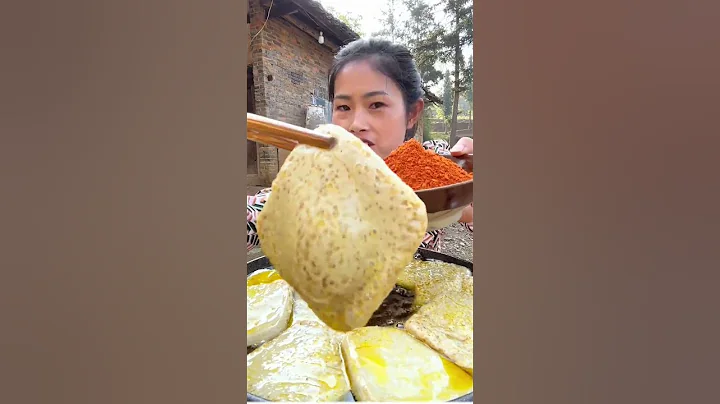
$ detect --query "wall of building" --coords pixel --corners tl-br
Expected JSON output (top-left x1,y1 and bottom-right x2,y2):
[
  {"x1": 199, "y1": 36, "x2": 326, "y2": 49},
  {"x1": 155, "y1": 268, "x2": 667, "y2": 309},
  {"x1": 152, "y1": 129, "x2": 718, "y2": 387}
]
[{"x1": 248, "y1": 0, "x2": 338, "y2": 186}]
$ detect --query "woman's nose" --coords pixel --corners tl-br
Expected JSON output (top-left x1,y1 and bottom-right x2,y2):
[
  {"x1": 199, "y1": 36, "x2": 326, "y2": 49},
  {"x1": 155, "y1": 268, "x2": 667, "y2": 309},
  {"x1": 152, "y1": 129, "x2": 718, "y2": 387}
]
[{"x1": 348, "y1": 112, "x2": 368, "y2": 133}]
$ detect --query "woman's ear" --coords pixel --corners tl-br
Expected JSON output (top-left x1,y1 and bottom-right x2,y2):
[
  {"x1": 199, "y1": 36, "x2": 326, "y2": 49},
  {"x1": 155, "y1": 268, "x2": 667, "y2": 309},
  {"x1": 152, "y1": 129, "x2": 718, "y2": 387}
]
[{"x1": 406, "y1": 99, "x2": 425, "y2": 129}]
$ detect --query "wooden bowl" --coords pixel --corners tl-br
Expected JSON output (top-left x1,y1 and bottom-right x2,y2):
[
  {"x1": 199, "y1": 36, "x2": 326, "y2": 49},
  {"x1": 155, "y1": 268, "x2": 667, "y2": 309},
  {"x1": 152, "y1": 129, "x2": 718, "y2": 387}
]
[
  {"x1": 416, "y1": 179, "x2": 473, "y2": 214},
  {"x1": 415, "y1": 153, "x2": 473, "y2": 230}
]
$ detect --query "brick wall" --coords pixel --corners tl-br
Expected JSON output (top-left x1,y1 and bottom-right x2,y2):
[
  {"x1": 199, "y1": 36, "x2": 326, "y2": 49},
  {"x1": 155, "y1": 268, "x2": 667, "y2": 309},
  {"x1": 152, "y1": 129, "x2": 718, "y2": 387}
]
[{"x1": 248, "y1": 0, "x2": 338, "y2": 185}]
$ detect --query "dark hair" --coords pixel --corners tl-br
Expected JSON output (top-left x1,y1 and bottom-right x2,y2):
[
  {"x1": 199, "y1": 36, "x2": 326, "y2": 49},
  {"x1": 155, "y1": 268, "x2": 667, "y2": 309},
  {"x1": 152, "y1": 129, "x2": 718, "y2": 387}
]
[{"x1": 328, "y1": 38, "x2": 424, "y2": 141}]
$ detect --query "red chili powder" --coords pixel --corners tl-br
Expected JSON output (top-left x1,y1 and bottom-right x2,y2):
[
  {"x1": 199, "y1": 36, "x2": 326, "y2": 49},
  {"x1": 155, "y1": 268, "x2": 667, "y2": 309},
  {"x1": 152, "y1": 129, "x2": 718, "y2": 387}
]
[{"x1": 384, "y1": 140, "x2": 473, "y2": 191}]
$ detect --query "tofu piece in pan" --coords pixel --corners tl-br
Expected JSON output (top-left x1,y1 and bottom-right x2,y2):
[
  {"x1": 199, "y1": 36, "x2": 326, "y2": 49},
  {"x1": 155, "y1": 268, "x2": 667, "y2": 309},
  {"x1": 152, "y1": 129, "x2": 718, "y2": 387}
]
[
  {"x1": 405, "y1": 292, "x2": 474, "y2": 375},
  {"x1": 341, "y1": 326, "x2": 473, "y2": 401},
  {"x1": 247, "y1": 279, "x2": 293, "y2": 347},
  {"x1": 247, "y1": 321, "x2": 351, "y2": 402},
  {"x1": 395, "y1": 260, "x2": 472, "y2": 308}
]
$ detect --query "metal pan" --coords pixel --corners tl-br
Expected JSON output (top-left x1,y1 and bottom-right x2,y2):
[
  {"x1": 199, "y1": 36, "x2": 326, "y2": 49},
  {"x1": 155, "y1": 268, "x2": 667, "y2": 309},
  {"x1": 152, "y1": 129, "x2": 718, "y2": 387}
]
[{"x1": 246, "y1": 248, "x2": 474, "y2": 402}]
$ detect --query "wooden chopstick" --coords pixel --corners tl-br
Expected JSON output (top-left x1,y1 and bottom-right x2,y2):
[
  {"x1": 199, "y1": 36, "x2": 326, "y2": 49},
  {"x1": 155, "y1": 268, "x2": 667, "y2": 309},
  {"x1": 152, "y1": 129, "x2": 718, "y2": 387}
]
[{"x1": 247, "y1": 113, "x2": 336, "y2": 151}]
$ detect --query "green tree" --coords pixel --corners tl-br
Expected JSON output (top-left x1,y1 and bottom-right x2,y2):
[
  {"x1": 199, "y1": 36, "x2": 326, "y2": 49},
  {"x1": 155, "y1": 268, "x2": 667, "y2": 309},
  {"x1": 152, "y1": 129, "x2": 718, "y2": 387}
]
[
  {"x1": 418, "y1": 0, "x2": 473, "y2": 145},
  {"x1": 442, "y1": 70, "x2": 453, "y2": 121},
  {"x1": 422, "y1": 112, "x2": 432, "y2": 142},
  {"x1": 325, "y1": 6, "x2": 364, "y2": 37},
  {"x1": 402, "y1": 0, "x2": 441, "y2": 87},
  {"x1": 369, "y1": 0, "x2": 445, "y2": 106},
  {"x1": 464, "y1": 55, "x2": 473, "y2": 109},
  {"x1": 445, "y1": 0, "x2": 473, "y2": 145},
  {"x1": 425, "y1": 104, "x2": 442, "y2": 118},
  {"x1": 374, "y1": 0, "x2": 402, "y2": 42}
]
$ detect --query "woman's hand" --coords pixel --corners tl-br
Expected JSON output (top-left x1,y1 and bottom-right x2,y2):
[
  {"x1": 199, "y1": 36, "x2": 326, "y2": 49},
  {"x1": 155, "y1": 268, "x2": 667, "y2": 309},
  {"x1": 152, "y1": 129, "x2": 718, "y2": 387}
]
[
  {"x1": 449, "y1": 137, "x2": 473, "y2": 157},
  {"x1": 459, "y1": 203, "x2": 473, "y2": 224},
  {"x1": 451, "y1": 137, "x2": 474, "y2": 224}
]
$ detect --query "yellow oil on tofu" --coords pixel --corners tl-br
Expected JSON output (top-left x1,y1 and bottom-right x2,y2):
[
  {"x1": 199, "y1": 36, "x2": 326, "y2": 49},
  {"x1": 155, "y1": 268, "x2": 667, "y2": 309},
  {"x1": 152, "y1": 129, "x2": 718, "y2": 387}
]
[
  {"x1": 341, "y1": 326, "x2": 473, "y2": 401},
  {"x1": 246, "y1": 269, "x2": 282, "y2": 286}
]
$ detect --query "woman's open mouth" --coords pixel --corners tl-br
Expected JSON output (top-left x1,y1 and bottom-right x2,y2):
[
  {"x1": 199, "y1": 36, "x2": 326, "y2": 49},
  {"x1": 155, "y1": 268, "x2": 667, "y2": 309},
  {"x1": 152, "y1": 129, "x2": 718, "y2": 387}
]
[{"x1": 361, "y1": 139, "x2": 375, "y2": 147}]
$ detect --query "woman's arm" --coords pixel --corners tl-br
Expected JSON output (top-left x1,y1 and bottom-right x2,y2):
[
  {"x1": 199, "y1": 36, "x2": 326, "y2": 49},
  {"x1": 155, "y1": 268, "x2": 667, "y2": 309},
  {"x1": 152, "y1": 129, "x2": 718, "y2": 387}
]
[{"x1": 247, "y1": 188, "x2": 272, "y2": 251}]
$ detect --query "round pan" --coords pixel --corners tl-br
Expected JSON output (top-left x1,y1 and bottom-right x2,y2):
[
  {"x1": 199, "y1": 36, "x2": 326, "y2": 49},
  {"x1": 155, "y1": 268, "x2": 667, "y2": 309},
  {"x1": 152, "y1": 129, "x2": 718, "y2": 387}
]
[{"x1": 246, "y1": 248, "x2": 474, "y2": 403}]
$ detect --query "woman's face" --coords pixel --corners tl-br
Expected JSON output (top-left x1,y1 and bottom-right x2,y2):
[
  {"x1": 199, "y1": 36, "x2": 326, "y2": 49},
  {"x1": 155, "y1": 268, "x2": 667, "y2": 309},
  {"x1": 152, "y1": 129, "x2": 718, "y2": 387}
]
[{"x1": 331, "y1": 60, "x2": 423, "y2": 159}]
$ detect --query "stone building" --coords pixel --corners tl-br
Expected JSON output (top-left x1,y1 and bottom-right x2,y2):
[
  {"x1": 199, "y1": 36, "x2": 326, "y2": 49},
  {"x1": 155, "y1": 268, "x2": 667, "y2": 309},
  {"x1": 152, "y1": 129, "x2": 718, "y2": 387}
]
[{"x1": 247, "y1": 0, "x2": 359, "y2": 186}]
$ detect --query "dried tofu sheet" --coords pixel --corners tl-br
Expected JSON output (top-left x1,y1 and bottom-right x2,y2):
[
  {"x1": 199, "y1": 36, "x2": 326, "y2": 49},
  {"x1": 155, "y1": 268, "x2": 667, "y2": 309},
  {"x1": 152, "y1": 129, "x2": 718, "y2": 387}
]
[
  {"x1": 257, "y1": 124, "x2": 427, "y2": 331},
  {"x1": 405, "y1": 292, "x2": 474, "y2": 375},
  {"x1": 396, "y1": 260, "x2": 472, "y2": 308},
  {"x1": 341, "y1": 326, "x2": 473, "y2": 401},
  {"x1": 290, "y1": 291, "x2": 325, "y2": 326},
  {"x1": 246, "y1": 279, "x2": 293, "y2": 347},
  {"x1": 247, "y1": 321, "x2": 351, "y2": 402}
]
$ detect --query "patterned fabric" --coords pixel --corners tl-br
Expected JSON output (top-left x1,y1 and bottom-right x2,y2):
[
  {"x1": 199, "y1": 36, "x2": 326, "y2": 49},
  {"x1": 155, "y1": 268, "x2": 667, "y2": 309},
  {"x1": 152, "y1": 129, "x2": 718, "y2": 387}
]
[
  {"x1": 247, "y1": 188, "x2": 271, "y2": 251},
  {"x1": 422, "y1": 139, "x2": 450, "y2": 154},
  {"x1": 246, "y1": 141, "x2": 473, "y2": 252}
]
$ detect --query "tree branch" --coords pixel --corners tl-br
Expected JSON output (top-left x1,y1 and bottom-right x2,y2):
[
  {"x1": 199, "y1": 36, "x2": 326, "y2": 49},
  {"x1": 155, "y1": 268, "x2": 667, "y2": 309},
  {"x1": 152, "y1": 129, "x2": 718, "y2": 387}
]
[{"x1": 422, "y1": 85, "x2": 443, "y2": 105}]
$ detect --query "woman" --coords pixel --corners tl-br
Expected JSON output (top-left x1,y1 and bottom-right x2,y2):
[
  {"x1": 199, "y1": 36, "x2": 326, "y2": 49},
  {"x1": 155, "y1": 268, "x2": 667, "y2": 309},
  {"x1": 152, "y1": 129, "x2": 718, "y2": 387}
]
[{"x1": 247, "y1": 38, "x2": 473, "y2": 252}]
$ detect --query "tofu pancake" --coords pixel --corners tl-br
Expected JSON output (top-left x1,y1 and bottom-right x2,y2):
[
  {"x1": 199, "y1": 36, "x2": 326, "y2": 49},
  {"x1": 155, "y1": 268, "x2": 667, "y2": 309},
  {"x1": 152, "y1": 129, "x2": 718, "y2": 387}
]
[
  {"x1": 290, "y1": 291, "x2": 325, "y2": 326},
  {"x1": 405, "y1": 293, "x2": 474, "y2": 375},
  {"x1": 395, "y1": 260, "x2": 472, "y2": 308},
  {"x1": 246, "y1": 279, "x2": 293, "y2": 347},
  {"x1": 341, "y1": 326, "x2": 473, "y2": 401},
  {"x1": 247, "y1": 320, "x2": 351, "y2": 402},
  {"x1": 257, "y1": 124, "x2": 427, "y2": 331}
]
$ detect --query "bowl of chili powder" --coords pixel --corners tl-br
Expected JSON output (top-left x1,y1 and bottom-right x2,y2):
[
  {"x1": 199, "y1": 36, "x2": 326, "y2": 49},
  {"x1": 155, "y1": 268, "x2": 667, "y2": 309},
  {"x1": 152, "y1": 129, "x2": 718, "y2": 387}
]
[{"x1": 384, "y1": 140, "x2": 473, "y2": 221}]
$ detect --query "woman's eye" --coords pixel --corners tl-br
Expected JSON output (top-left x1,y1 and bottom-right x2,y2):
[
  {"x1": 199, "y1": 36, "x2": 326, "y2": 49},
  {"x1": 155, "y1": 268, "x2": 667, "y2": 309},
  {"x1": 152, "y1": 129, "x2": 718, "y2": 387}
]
[
  {"x1": 335, "y1": 105, "x2": 350, "y2": 111},
  {"x1": 369, "y1": 102, "x2": 386, "y2": 109}
]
